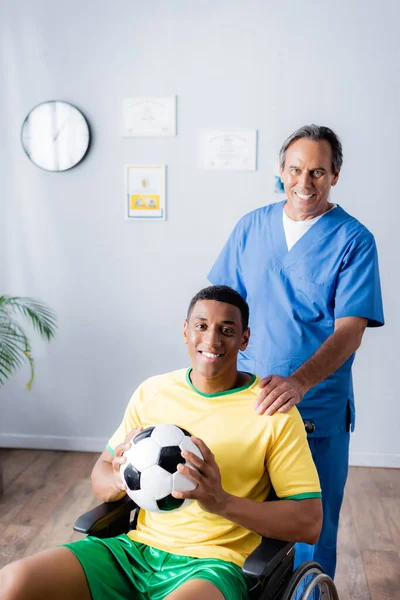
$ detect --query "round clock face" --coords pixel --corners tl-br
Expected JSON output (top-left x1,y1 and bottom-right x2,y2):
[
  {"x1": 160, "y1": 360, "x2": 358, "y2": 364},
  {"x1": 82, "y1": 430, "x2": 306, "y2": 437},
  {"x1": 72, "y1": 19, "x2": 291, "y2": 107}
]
[{"x1": 21, "y1": 101, "x2": 90, "y2": 172}]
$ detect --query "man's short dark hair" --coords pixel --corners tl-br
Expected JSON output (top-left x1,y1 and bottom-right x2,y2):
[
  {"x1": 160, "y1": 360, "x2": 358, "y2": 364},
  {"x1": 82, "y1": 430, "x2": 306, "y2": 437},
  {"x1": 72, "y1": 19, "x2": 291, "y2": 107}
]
[
  {"x1": 187, "y1": 285, "x2": 249, "y2": 331},
  {"x1": 279, "y1": 124, "x2": 343, "y2": 174}
]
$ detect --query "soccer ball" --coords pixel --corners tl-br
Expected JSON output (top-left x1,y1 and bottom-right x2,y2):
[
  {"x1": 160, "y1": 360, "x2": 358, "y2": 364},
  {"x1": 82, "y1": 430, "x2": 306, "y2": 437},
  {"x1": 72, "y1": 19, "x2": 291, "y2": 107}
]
[{"x1": 120, "y1": 424, "x2": 203, "y2": 512}]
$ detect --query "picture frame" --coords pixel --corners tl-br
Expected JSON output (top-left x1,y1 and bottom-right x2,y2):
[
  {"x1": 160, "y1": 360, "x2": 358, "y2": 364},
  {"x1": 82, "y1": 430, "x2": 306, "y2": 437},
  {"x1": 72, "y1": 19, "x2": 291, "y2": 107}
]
[
  {"x1": 122, "y1": 97, "x2": 176, "y2": 137},
  {"x1": 125, "y1": 165, "x2": 167, "y2": 221}
]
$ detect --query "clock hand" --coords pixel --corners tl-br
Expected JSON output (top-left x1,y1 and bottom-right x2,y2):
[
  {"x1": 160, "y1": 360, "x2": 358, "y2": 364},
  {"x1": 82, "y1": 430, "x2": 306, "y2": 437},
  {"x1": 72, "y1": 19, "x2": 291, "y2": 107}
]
[{"x1": 53, "y1": 115, "x2": 72, "y2": 141}]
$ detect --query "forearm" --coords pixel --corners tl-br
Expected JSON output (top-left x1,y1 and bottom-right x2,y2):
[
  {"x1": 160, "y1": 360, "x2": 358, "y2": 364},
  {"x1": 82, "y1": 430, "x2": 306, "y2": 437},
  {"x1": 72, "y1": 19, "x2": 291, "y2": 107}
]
[
  {"x1": 91, "y1": 458, "x2": 126, "y2": 502},
  {"x1": 218, "y1": 495, "x2": 322, "y2": 545},
  {"x1": 291, "y1": 318, "x2": 367, "y2": 394}
]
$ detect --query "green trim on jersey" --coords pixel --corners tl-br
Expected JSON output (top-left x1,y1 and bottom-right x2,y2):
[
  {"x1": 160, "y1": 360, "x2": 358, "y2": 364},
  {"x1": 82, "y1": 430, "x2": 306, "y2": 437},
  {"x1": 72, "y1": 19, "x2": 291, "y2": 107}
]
[
  {"x1": 284, "y1": 492, "x2": 322, "y2": 500},
  {"x1": 106, "y1": 443, "x2": 115, "y2": 456},
  {"x1": 186, "y1": 368, "x2": 256, "y2": 398}
]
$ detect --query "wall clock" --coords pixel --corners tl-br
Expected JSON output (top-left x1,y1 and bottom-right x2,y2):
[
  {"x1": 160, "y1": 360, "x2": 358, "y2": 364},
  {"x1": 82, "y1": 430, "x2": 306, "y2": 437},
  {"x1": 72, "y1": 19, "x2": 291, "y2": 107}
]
[{"x1": 21, "y1": 100, "x2": 91, "y2": 172}]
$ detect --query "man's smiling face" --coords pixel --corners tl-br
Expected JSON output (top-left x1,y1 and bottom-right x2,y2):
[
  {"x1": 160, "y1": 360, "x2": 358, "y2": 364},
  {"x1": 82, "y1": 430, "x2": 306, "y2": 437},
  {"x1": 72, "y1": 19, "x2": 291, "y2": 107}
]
[
  {"x1": 184, "y1": 300, "x2": 249, "y2": 382},
  {"x1": 280, "y1": 138, "x2": 340, "y2": 220}
]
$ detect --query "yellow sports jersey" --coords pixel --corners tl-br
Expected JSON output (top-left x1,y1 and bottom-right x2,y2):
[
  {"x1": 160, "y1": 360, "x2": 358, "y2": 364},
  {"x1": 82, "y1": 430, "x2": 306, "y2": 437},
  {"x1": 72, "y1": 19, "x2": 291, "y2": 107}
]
[{"x1": 107, "y1": 368, "x2": 321, "y2": 567}]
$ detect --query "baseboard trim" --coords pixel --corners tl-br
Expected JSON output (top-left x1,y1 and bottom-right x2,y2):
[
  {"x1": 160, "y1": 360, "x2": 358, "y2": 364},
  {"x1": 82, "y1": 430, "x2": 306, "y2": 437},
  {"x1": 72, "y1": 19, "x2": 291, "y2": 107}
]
[
  {"x1": 0, "y1": 434, "x2": 106, "y2": 453},
  {"x1": 1, "y1": 434, "x2": 399, "y2": 467},
  {"x1": 349, "y1": 452, "x2": 400, "y2": 468}
]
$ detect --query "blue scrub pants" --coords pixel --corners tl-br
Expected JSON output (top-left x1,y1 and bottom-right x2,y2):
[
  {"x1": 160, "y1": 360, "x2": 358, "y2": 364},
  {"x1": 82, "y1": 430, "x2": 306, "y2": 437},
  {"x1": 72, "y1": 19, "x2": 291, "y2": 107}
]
[{"x1": 294, "y1": 432, "x2": 350, "y2": 580}]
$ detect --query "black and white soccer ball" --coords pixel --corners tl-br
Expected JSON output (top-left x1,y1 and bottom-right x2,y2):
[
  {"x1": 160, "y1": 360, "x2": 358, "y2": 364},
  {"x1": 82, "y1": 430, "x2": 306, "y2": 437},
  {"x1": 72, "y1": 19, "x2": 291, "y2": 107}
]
[{"x1": 120, "y1": 424, "x2": 204, "y2": 512}]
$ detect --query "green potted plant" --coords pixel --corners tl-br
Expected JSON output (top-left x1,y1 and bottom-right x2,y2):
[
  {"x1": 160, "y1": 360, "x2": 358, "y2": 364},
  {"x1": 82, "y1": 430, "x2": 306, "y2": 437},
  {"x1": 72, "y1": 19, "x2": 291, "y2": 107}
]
[{"x1": 0, "y1": 295, "x2": 57, "y2": 495}]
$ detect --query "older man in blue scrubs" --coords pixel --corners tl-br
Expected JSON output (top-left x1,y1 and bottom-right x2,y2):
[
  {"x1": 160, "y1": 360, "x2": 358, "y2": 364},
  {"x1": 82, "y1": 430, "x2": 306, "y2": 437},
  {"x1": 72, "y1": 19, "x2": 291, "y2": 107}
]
[{"x1": 208, "y1": 124, "x2": 384, "y2": 580}]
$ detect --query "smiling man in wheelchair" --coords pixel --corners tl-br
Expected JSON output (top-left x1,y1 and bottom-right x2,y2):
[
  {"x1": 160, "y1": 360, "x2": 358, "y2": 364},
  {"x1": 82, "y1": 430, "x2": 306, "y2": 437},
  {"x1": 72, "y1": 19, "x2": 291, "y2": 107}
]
[{"x1": 0, "y1": 285, "x2": 322, "y2": 600}]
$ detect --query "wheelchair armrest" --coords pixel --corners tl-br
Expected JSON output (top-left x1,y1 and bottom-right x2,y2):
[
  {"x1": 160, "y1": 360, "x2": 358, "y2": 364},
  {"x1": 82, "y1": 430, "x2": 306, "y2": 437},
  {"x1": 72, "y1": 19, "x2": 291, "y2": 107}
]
[
  {"x1": 242, "y1": 537, "x2": 294, "y2": 579},
  {"x1": 73, "y1": 496, "x2": 137, "y2": 535}
]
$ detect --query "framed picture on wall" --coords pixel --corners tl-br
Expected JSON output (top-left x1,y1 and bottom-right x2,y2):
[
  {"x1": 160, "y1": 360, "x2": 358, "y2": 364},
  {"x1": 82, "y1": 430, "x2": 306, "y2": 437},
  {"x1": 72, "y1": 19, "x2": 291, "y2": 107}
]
[
  {"x1": 198, "y1": 130, "x2": 257, "y2": 171},
  {"x1": 122, "y1": 97, "x2": 176, "y2": 136},
  {"x1": 125, "y1": 165, "x2": 167, "y2": 221}
]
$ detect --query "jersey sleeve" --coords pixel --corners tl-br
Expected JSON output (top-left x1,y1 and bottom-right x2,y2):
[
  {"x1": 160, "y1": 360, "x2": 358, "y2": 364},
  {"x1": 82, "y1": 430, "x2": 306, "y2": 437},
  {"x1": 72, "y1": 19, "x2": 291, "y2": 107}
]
[
  {"x1": 208, "y1": 219, "x2": 247, "y2": 299},
  {"x1": 106, "y1": 385, "x2": 143, "y2": 456},
  {"x1": 266, "y1": 409, "x2": 321, "y2": 500},
  {"x1": 334, "y1": 233, "x2": 384, "y2": 327}
]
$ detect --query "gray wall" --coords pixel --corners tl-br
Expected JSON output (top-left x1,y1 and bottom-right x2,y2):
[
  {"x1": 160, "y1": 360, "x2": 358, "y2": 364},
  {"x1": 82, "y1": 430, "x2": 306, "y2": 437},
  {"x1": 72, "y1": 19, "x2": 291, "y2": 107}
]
[{"x1": 1, "y1": 0, "x2": 398, "y2": 467}]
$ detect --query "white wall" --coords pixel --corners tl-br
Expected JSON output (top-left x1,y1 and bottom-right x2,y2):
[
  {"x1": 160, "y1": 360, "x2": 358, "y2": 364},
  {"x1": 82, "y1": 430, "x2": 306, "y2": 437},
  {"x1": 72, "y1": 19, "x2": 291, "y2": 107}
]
[{"x1": 1, "y1": 0, "x2": 399, "y2": 467}]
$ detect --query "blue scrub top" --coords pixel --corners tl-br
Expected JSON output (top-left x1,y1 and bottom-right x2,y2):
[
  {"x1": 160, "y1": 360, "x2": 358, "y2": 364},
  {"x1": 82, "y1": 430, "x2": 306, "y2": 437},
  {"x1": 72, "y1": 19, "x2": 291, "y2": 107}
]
[{"x1": 208, "y1": 201, "x2": 384, "y2": 436}]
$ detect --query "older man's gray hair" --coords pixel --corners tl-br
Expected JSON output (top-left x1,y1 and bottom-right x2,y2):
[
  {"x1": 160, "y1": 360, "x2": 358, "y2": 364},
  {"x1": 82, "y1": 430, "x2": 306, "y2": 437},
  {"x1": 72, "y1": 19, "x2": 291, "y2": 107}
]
[{"x1": 279, "y1": 125, "x2": 343, "y2": 174}]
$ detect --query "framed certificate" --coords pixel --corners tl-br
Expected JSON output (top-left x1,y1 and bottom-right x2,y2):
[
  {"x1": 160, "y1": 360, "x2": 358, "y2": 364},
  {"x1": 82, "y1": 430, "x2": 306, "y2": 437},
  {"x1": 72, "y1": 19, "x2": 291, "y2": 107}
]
[
  {"x1": 199, "y1": 130, "x2": 257, "y2": 171},
  {"x1": 125, "y1": 165, "x2": 167, "y2": 221},
  {"x1": 122, "y1": 97, "x2": 176, "y2": 137}
]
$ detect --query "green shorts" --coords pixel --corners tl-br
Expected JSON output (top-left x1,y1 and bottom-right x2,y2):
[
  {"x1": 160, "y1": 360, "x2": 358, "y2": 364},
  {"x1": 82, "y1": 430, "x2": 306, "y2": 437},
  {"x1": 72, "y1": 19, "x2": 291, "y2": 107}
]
[{"x1": 64, "y1": 534, "x2": 251, "y2": 600}]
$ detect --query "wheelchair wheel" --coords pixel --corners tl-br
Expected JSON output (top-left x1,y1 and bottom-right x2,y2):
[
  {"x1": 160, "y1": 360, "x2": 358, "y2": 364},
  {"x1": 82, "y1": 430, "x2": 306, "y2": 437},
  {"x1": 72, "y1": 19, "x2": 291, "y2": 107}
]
[{"x1": 281, "y1": 561, "x2": 339, "y2": 600}]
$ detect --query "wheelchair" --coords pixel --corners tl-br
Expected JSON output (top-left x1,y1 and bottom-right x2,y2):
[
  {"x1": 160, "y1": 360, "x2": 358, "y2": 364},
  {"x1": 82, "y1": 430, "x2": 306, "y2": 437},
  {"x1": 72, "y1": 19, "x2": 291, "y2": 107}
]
[{"x1": 74, "y1": 495, "x2": 339, "y2": 600}]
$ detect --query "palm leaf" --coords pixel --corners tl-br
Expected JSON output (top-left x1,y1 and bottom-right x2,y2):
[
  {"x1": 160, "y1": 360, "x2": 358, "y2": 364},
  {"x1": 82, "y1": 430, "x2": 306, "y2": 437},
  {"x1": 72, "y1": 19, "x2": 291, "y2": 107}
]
[
  {"x1": 0, "y1": 296, "x2": 57, "y2": 341},
  {"x1": 0, "y1": 297, "x2": 57, "y2": 389},
  {"x1": 0, "y1": 320, "x2": 30, "y2": 386}
]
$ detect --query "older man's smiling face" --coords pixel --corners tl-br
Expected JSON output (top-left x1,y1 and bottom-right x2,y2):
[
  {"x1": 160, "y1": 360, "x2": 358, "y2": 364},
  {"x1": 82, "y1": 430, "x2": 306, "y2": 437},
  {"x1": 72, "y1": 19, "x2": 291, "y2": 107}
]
[{"x1": 281, "y1": 138, "x2": 340, "y2": 221}]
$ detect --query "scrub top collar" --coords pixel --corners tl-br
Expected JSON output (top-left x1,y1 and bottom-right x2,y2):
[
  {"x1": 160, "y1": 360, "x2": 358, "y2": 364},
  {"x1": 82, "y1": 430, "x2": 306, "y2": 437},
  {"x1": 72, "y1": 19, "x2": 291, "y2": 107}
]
[{"x1": 271, "y1": 201, "x2": 352, "y2": 268}]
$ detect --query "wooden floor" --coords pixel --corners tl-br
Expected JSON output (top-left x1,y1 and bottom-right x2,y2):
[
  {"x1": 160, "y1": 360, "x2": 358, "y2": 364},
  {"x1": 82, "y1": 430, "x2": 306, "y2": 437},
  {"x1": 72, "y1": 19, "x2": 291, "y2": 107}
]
[{"x1": 0, "y1": 449, "x2": 399, "y2": 599}]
